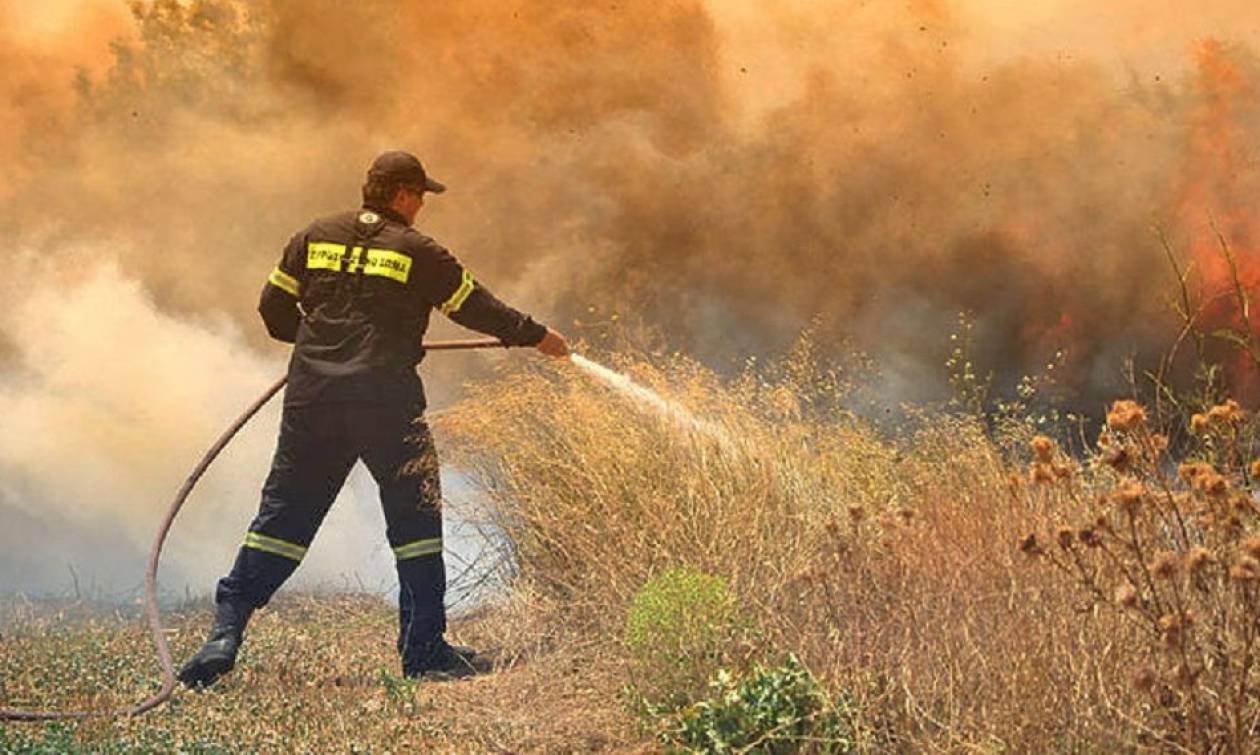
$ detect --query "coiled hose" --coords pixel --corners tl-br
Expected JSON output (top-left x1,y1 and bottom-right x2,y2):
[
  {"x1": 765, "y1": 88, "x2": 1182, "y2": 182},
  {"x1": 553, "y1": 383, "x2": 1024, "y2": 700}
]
[{"x1": 0, "y1": 337, "x2": 505, "y2": 721}]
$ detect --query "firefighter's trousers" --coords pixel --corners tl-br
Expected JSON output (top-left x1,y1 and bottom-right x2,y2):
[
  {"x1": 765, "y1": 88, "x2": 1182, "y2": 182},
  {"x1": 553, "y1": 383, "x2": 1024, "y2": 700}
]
[{"x1": 215, "y1": 400, "x2": 446, "y2": 666}]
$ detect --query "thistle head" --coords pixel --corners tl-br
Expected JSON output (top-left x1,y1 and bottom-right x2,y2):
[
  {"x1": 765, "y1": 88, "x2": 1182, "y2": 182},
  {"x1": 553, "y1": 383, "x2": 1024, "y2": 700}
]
[
  {"x1": 1241, "y1": 536, "x2": 1260, "y2": 560},
  {"x1": 1178, "y1": 462, "x2": 1214, "y2": 483},
  {"x1": 1186, "y1": 546, "x2": 1215, "y2": 575},
  {"x1": 1150, "y1": 551, "x2": 1180, "y2": 580},
  {"x1": 1112, "y1": 480, "x2": 1146, "y2": 515},
  {"x1": 1230, "y1": 556, "x2": 1260, "y2": 583},
  {"x1": 1100, "y1": 443, "x2": 1131, "y2": 472},
  {"x1": 1193, "y1": 471, "x2": 1230, "y2": 498},
  {"x1": 1030, "y1": 435, "x2": 1055, "y2": 463},
  {"x1": 1207, "y1": 399, "x2": 1244, "y2": 425},
  {"x1": 1106, "y1": 400, "x2": 1148, "y2": 433}
]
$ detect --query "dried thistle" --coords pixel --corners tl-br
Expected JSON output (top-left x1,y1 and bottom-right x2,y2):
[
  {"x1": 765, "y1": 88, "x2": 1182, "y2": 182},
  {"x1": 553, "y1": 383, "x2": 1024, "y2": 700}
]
[
  {"x1": 1148, "y1": 434, "x2": 1169, "y2": 454},
  {"x1": 1229, "y1": 556, "x2": 1260, "y2": 583},
  {"x1": 1030, "y1": 435, "x2": 1055, "y2": 463},
  {"x1": 1112, "y1": 480, "x2": 1146, "y2": 515},
  {"x1": 1158, "y1": 613, "x2": 1187, "y2": 647},
  {"x1": 1241, "y1": 535, "x2": 1260, "y2": 560},
  {"x1": 1078, "y1": 526, "x2": 1101, "y2": 547},
  {"x1": 1178, "y1": 462, "x2": 1214, "y2": 482},
  {"x1": 1106, "y1": 400, "x2": 1148, "y2": 433},
  {"x1": 1207, "y1": 399, "x2": 1244, "y2": 425},
  {"x1": 1250, "y1": 459, "x2": 1260, "y2": 479},
  {"x1": 1114, "y1": 583, "x2": 1139, "y2": 608},
  {"x1": 1186, "y1": 546, "x2": 1215, "y2": 575},
  {"x1": 1100, "y1": 443, "x2": 1131, "y2": 472},
  {"x1": 1190, "y1": 413, "x2": 1210, "y2": 434},
  {"x1": 1150, "y1": 551, "x2": 1180, "y2": 580},
  {"x1": 847, "y1": 505, "x2": 866, "y2": 523},
  {"x1": 1052, "y1": 462, "x2": 1074, "y2": 480},
  {"x1": 1193, "y1": 471, "x2": 1229, "y2": 498},
  {"x1": 1056, "y1": 527, "x2": 1075, "y2": 549}
]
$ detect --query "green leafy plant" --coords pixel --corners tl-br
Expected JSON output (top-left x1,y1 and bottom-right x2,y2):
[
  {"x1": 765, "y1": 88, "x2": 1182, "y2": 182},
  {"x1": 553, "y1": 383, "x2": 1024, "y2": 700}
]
[
  {"x1": 624, "y1": 566, "x2": 739, "y2": 706},
  {"x1": 626, "y1": 566, "x2": 735, "y2": 657},
  {"x1": 663, "y1": 655, "x2": 858, "y2": 754},
  {"x1": 378, "y1": 668, "x2": 423, "y2": 715}
]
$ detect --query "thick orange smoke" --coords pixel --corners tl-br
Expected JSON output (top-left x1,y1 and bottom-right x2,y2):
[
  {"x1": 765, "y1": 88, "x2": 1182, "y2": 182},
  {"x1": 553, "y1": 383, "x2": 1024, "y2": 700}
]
[{"x1": 3, "y1": 0, "x2": 1256, "y2": 398}]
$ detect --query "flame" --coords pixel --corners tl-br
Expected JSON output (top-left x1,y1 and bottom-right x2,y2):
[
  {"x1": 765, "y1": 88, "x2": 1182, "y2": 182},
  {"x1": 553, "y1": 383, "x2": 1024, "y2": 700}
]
[{"x1": 1175, "y1": 40, "x2": 1260, "y2": 401}]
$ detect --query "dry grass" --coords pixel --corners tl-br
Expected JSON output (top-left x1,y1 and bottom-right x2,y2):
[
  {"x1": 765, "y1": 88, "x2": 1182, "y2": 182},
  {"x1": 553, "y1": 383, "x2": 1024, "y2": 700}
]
[
  {"x1": 6, "y1": 348, "x2": 1260, "y2": 752},
  {"x1": 1, "y1": 594, "x2": 636, "y2": 752},
  {"x1": 439, "y1": 349, "x2": 1260, "y2": 752}
]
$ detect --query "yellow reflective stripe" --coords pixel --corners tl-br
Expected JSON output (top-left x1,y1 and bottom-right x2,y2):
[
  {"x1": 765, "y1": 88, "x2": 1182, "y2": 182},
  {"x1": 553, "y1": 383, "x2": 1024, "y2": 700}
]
[
  {"x1": 307, "y1": 241, "x2": 346, "y2": 272},
  {"x1": 305, "y1": 242, "x2": 412, "y2": 285},
  {"x1": 268, "y1": 267, "x2": 300, "y2": 297},
  {"x1": 346, "y1": 245, "x2": 364, "y2": 274},
  {"x1": 438, "y1": 270, "x2": 475, "y2": 315},
  {"x1": 362, "y1": 248, "x2": 412, "y2": 283},
  {"x1": 392, "y1": 538, "x2": 443, "y2": 561},
  {"x1": 244, "y1": 531, "x2": 307, "y2": 562}
]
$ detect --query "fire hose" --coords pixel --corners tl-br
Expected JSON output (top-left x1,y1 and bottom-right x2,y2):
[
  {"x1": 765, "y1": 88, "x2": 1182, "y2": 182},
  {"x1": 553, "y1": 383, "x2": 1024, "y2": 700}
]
[{"x1": 0, "y1": 337, "x2": 508, "y2": 722}]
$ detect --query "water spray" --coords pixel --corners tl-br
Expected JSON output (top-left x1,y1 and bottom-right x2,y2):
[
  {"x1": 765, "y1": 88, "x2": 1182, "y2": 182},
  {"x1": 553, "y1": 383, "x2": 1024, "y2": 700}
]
[{"x1": 569, "y1": 354, "x2": 731, "y2": 446}]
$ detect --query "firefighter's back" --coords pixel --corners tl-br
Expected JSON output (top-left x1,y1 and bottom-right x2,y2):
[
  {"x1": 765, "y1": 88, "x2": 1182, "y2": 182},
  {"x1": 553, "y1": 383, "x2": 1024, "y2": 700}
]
[{"x1": 286, "y1": 208, "x2": 435, "y2": 407}]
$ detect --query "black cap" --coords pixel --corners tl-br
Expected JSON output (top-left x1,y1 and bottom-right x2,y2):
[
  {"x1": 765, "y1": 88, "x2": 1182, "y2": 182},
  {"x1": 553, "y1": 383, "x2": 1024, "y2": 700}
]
[{"x1": 367, "y1": 150, "x2": 446, "y2": 194}]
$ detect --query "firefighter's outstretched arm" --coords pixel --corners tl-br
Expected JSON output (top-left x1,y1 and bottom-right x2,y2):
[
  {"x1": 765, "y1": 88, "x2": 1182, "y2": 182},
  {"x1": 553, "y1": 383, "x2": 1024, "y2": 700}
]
[
  {"x1": 258, "y1": 233, "x2": 305, "y2": 343},
  {"x1": 414, "y1": 237, "x2": 568, "y2": 355}
]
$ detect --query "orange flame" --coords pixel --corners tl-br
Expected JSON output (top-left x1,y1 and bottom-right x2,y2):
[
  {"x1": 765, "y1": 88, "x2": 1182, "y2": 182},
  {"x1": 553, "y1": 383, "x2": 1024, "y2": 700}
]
[{"x1": 1176, "y1": 40, "x2": 1260, "y2": 402}]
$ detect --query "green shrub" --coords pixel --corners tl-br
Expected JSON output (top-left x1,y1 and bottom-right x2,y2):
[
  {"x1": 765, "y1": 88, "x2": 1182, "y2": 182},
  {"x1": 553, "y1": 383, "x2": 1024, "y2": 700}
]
[
  {"x1": 626, "y1": 566, "x2": 735, "y2": 658},
  {"x1": 624, "y1": 566, "x2": 738, "y2": 706},
  {"x1": 664, "y1": 656, "x2": 858, "y2": 754}
]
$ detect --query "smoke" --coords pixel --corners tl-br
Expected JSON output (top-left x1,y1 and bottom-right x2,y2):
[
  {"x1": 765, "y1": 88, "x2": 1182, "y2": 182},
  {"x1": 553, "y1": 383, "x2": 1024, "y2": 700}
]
[
  {"x1": 3, "y1": 0, "x2": 1260, "y2": 593},
  {"x1": 0, "y1": 260, "x2": 406, "y2": 595}
]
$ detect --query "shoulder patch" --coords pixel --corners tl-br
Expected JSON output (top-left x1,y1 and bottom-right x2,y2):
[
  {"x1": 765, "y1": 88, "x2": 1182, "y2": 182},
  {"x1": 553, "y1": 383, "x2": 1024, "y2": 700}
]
[{"x1": 358, "y1": 211, "x2": 380, "y2": 224}]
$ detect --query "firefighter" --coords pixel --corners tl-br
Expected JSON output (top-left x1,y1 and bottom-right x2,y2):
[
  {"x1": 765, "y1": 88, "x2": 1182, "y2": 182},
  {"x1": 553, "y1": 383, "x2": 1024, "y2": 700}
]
[{"x1": 178, "y1": 150, "x2": 569, "y2": 687}]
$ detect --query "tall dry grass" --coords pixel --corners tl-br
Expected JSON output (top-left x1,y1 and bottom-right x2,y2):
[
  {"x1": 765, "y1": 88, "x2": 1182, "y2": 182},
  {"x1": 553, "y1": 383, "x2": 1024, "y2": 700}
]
[{"x1": 439, "y1": 346, "x2": 1260, "y2": 752}]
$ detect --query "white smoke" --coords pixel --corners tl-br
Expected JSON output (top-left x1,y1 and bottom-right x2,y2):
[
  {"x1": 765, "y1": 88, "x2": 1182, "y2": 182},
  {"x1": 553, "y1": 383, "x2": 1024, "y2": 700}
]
[{"x1": 0, "y1": 257, "x2": 410, "y2": 598}]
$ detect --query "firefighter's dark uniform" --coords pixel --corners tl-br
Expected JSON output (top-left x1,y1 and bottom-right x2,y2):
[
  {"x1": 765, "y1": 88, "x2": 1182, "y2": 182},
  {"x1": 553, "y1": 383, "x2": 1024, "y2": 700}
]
[{"x1": 214, "y1": 203, "x2": 545, "y2": 673}]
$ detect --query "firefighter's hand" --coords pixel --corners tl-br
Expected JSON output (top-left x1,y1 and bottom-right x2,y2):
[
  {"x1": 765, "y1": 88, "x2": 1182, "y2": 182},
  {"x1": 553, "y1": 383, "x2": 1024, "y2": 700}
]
[{"x1": 536, "y1": 328, "x2": 570, "y2": 358}]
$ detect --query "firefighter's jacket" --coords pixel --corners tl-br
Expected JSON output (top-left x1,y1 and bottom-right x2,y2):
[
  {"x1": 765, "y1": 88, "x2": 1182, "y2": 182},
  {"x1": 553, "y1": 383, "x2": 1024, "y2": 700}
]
[{"x1": 258, "y1": 204, "x2": 547, "y2": 407}]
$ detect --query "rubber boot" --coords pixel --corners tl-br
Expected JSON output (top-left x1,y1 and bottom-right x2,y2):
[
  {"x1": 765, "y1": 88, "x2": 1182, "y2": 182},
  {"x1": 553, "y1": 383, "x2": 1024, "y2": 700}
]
[
  {"x1": 178, "y1": 600, "x2": 254, "y2": 689},
  {"x1": 403, "y1": 639, "x2": 492, "y2": 680}
]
